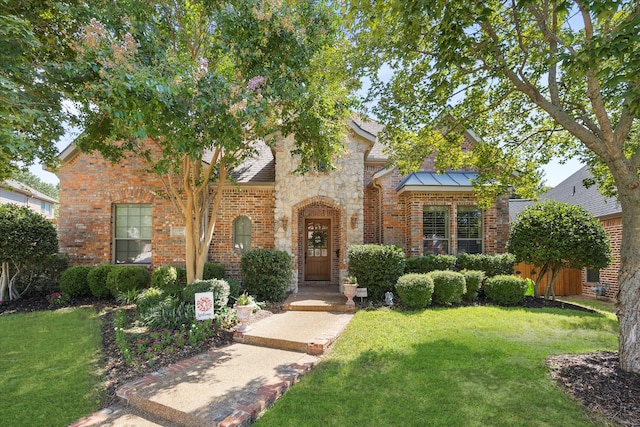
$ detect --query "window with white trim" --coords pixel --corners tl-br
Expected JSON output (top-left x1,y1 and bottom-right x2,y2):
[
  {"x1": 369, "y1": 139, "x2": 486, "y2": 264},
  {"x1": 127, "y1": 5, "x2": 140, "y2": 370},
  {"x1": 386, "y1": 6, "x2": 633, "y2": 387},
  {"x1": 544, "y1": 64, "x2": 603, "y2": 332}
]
[
  {"x1": 233, "y1": 216, "x2": 251, "y2": 253},
  {"x1": 457, "y1": 206, "x2": 482, "y2": 254},
  {"x1": 423, "y1": 206, "x2": 449, "y2": 254},
  {"x1": 114, "y1": 204, "x2": 152, "y2": 264}
]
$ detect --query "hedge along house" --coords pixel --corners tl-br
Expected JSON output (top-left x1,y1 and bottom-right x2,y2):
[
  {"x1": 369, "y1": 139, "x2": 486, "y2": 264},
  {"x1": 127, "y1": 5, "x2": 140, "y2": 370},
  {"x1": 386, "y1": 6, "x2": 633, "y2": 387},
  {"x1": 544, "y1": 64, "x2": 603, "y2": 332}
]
[{"x1": 55, "y1": 118, "x2": 510, "y2": 292}]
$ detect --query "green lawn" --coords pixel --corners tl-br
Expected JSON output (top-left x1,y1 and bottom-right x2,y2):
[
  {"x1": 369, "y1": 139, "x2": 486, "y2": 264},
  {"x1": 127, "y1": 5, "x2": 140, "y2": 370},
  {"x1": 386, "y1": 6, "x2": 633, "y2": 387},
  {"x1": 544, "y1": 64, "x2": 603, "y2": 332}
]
[
  {"x1": 0, "y1": 308, "x2": 104, "y2": 427},
  {"x1": 256, "y1": 306, "x2": 618, "y2": 427}
]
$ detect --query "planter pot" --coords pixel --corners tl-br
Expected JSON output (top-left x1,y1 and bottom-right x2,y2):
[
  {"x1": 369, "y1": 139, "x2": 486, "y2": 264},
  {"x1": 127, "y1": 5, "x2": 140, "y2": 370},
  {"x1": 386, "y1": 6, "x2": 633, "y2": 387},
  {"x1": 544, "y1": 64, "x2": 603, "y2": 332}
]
[
  {"x1": 234, "y1": 303, "x2": 255, "y2": 332},
  {"x1": 343, "y1": 283, "x2": 358, "y2": 307}
]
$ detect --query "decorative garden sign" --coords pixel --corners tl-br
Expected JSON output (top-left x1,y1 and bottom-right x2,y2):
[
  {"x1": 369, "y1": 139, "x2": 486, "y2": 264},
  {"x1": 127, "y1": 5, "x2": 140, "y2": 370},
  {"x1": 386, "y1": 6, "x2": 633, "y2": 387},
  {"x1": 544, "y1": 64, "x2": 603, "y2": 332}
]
[{"x1": 195, "y1": 292, "x2": 214, "y2": 320}]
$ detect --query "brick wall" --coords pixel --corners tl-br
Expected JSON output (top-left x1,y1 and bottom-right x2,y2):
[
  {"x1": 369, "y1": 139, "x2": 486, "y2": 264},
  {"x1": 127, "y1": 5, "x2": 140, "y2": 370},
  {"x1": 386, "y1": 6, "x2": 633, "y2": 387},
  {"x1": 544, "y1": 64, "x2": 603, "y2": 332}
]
[{"x1": 582, "y1": 215, "x2": 621, "y2": 299}]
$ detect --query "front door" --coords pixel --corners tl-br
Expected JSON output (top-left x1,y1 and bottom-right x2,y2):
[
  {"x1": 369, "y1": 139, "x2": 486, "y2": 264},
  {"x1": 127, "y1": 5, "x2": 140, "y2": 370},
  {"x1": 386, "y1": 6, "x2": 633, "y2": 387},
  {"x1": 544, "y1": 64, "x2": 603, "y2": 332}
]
[{"x1": 304, "y1": 219, "x2": 331, "y2": 281}]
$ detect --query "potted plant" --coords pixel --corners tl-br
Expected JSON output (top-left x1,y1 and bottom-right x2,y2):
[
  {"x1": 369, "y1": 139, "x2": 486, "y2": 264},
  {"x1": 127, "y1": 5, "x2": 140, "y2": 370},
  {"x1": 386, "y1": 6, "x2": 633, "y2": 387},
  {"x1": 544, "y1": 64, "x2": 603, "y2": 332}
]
[
  {"x1": 234, "y1": 292, "x2": 255, "y2": 332},
  {"x1": 343, "y1": 276, "x2": 358, "y2": 307}
]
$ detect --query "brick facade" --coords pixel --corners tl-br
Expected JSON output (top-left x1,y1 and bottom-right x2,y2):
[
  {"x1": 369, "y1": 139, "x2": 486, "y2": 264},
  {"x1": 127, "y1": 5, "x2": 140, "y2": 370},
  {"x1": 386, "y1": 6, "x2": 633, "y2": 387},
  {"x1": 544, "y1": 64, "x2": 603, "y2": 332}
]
[{"x1": 581, "y1": 215, "x2": 621, "y2": 299}]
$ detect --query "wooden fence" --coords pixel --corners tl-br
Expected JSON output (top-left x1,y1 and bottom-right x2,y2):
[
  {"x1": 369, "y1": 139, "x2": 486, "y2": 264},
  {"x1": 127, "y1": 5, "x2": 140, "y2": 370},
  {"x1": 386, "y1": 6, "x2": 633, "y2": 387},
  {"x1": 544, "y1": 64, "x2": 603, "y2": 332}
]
[{"x1": 514, "y1": 263, "x2": 583, "y2": 296}]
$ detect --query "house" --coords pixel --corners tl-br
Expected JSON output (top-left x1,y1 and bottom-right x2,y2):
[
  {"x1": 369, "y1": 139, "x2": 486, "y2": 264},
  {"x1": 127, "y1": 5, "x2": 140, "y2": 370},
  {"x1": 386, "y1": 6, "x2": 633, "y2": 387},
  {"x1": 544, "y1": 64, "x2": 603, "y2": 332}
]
[
  {"x1": 55, "y1": 119, "x2": 510, "y2": 291},
  {"x1": 541, "y1": 166, "x2": 621, "y2": 299},
  {"x1": 0, "y1": 179, "x2": 57, "y2": 220}
]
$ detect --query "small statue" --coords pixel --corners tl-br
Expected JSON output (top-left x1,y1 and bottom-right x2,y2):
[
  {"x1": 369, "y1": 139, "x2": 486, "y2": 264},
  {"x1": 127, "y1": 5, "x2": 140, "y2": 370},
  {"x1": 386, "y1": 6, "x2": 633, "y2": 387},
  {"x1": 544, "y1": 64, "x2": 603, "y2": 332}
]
[{"x1": 385, "y1": 291, "x2": 394, "y2": 306}]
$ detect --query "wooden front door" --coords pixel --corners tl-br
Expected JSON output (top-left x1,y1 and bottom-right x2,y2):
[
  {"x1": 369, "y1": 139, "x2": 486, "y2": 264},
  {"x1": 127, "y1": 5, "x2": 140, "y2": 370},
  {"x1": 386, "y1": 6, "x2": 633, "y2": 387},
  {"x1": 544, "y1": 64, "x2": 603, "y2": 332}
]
[{"x1": 304, "y1": 219, "x2": 331, "y2": 281}]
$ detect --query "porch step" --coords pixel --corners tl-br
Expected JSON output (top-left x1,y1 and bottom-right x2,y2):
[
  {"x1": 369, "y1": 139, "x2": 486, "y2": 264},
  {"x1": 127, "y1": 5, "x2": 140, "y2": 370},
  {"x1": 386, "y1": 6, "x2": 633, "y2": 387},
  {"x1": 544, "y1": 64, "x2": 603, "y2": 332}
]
[
  {"x1": 233, "y1": 311, "x2": 353, "y2": 355},
  {"x1": 282, "y1": 287, "x2": 353, "y2": 313}
]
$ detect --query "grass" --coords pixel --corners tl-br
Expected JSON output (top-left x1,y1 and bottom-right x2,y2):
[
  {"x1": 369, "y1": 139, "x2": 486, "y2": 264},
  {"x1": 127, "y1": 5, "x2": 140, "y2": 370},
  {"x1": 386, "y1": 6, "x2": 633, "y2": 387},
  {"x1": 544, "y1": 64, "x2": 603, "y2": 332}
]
[
  {"x1": 559, "y1": 295, "x2": 617, "y2": 315},
  {"x1": 256, "y1": 306, "x2": 618, "y2": 427},
  {"x1": 0, "y1": 308, "x2": 104, "y2": 427}
]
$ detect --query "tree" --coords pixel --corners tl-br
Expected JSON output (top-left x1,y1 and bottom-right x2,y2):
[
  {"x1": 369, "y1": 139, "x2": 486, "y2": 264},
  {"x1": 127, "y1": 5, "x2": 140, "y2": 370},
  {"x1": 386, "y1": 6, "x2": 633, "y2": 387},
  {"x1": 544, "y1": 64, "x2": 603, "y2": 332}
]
[
  {"x1": 346, "y1": 1, "x2": 640, "y2": 372},
  {"x1": 0, "y1": 204, "x2": 59, "y2": 301},
  {"x1": 69, "y1": 0, "x2": 356, "y2": 283},
  {"x1": 11, "y1": 169, "x2": 59, "y2": 200},
  {"x1": 0, "y1": 1, "x2": 88, "y2": 180},
  {"x1": 508, "y1": 201, "x2": 611, "y2": 300}
]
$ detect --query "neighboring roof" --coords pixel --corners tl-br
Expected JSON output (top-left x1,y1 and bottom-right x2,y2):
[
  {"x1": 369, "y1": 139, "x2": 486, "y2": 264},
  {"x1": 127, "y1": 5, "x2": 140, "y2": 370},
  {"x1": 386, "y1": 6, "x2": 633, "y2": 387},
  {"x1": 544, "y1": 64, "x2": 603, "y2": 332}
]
[
  {"x1": 1, "y1": 179, "x2": 58, "y2": 204},
  {"x1": 396, "y1": 171, "x2": 478, "y2": 194},
  {"x1": 508, "y1": 199, "x2": 535, "y2": 222},
  {"x1": 228, "y1": 140, "x2": 275, "y2": 184},
  {"x1": 541, "y1": 166, "x2": 621, "y2": 218}
]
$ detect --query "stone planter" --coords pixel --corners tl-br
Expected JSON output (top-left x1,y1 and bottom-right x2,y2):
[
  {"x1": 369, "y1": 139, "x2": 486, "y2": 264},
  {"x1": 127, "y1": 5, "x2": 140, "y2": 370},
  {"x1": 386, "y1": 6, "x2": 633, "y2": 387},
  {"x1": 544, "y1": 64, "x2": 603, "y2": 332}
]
[
  {"x1": 343, "y1": 283, "x2": 358, "y2": 307},
  {"x1": 234, "y1": 303, "x2": 255, "y2": 333}
]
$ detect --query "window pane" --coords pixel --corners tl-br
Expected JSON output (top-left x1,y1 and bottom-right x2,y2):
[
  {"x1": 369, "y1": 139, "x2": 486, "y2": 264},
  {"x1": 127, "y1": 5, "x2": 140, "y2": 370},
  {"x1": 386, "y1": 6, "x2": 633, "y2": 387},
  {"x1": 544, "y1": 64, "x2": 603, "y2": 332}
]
[
  {"x1": 114, "y1": 204, "x2": 152, "y2": 264},
  {"x1": 234, "y1": 216, "x2": 251, "y2": 252},
  {"x1": 586, "y1": 269, "x2": 600, "y2": 282},
  {"x1": 115, "y1": 239, "x2": 151, "y2": 264},
  {"x1": 457, "y1": 239, "x2": 482, "y2": 254},
  {"x1": 423, "y1": 206, "x2": 449, "y2": 254}
]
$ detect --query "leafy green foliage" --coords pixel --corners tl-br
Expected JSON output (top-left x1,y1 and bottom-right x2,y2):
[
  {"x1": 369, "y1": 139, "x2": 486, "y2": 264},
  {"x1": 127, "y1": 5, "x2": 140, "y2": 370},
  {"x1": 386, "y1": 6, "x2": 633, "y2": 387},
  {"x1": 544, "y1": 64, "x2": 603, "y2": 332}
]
[
  {"x1": 87, "y1": 264, "x2": 116, "y2": 298},
  {"x1": 12, "y1": 253, "x2": 68, "y2": 298},
  {"x1": 135, "y1": 287, "x2": 167, "y2": 314},
  {"x1": 429, "y1": 270, "x2": 466, "y2": 306},
  {"x1": 241, "y1": 249, "x2": 292, "y2": 301},
  {"x1": 151, "y1": 265, "x2": 181, "y2": 295},
  {"x1": 105, "y1": 266, "x2": 150, "y2": 297},
  {"x1": 405, "y1": 255, "x2": 457, "y2": 274},
  {"x1": 225, "y1": 277, "x2": 242, "y2": 301},
  {"x1": 10, "y1": 170, "x2": 59, "y2": 200},
  {"x1": 395, "y1": 273, "x2": 434, "y2": 309},
  {"x1": 140, "y1": 297, "x2": 195, "y2": 331},
  {"x1": 456, "y1": 253, "x2": 516, "y2": 277},
  {"x1": 203, "y1": 262, "x2": 225, "y2": 280},
  {"x1": 58, "y1": 265, "x2": 92, "y2": 297},
  {"x1": 484, "y1": 275, "x2": 528, "y2": 306},
  {"x1": 348, "y1": 244, "x2": 406, "y2": 300},
  {"x1": 461, "y1": 270, "x2": 485, "y2": 302},
  {"x1": 182, "y1": 279, "x2": 230, "y2": 311}
]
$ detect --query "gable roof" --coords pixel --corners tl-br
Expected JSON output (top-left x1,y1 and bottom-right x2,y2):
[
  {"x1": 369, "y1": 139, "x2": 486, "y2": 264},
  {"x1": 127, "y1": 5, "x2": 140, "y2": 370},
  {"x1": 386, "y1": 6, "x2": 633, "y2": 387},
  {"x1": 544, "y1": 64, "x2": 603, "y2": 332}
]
[
  {"x1": 508, "y1": 199, "x2": 535, "y2": 222},
  {"x1": 1, "y1": 179, "x2": 58, "y2": 204},
  {"x1": 541, "y1": 165, "x2": 621, "y2": 218},
  {"x1": 396, "y1": 171, "x2": 478, "y2": 194}
]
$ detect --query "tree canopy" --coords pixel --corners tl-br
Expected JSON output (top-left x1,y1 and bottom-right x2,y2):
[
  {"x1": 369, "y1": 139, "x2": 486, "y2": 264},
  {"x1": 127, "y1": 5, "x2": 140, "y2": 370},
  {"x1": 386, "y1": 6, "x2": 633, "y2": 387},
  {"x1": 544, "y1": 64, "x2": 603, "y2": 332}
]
[
  {"x1": 69, "y1": 0, "x2": 357, "y2": 281},
  {"x1": 347, "y1": 0, "x2": 640, "y2": 373},
  {"x1": 508, "y1": 200, "x2": 612, "y2": 299}
]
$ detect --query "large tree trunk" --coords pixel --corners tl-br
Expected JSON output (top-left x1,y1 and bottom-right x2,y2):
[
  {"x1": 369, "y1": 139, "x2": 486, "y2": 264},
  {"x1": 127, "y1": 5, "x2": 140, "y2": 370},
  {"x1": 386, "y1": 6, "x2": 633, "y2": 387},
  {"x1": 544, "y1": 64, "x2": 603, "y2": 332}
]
[{"x1": 617, "y1": 194, "x2": 640, "y2": 373}]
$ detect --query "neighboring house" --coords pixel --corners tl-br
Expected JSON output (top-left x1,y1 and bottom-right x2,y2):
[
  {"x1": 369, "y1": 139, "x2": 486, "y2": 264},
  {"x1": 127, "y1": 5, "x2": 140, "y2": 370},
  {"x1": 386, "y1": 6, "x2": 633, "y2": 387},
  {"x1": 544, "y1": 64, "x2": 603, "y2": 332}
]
[
  {"x1": 0, "y1": 179, "x2": 58, "y2": 220},
  {"x1": 509, "y1": 166, "x2": 621, "y2": 299},
  {"x1": 56, "y1": 119, "x2": 510, "y2": 291}
]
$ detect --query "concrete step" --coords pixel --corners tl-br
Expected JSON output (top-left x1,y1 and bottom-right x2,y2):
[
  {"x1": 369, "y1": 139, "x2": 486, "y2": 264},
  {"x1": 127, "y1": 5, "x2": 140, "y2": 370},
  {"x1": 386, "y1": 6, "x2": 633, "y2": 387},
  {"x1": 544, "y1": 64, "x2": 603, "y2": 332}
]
[{"x1": 282, "y1": 288, "x2": 353, "y2": 313}]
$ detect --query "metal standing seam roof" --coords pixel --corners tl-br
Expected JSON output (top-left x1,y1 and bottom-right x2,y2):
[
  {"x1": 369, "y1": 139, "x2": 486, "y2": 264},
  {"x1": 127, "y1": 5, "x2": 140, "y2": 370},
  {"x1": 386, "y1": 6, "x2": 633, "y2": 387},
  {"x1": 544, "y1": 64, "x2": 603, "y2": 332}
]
[{"x1": 396, "y1": 171, "x2": 478, "y2": 192}]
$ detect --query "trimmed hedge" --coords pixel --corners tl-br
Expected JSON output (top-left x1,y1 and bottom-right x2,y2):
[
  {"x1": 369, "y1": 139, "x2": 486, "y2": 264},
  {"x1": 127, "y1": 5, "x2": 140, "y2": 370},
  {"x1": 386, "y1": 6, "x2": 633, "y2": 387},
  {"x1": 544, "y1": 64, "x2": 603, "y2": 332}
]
[
  {"x1": 87, "y1": 264, "x2": 116, "y2": 298},
  {"x1": 347, "y1": 244, "x2": 406, "y2": 300},
  {"x1": 225, "y1": 277, "x2": 242, "y2": 301},
  {"x1": 59, "y1": 265, "x2": 92, "y2": 297},
  {"x1": 456, "y1": 253, "x2": 516, "y2": 277},
  {"x1": 429, "y1": 270, "x2": 466, "y2": 305},
  {"x1": 182, "y1": 279, "x2": 230, "y2": 310},
  {"x1": 405, "y1": 255, "x2": 457, "y2": 274},
  {"x1": 151, "y1": 265, "x2": 181, "y2": 295},
  {"x1": 396, "y1": 273, "x2": 434, "y2": 308},
  {"x1": 484, "y1": 275, "x2": 527, "y2": 306},
  {"x1": 106, "y1": 266, "x2": 150, "y2": 297},
  {"x1": 241, "y1": 249, "x2": 292, "y2": 301},
  {"x1": 203, "y1": 262, "x2": 225, "y2": 280},
  {"x1": 461, "y1": 270, "x2": 485, "y2": 302}
]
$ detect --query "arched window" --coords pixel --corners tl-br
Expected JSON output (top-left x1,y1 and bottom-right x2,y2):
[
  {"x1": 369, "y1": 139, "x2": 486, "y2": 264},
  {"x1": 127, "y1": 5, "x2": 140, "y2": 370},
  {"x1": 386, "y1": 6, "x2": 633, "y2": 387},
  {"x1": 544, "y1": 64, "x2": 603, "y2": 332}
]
[{"x1": 233, "y1": 216, "x2": 251, "y2": 253}]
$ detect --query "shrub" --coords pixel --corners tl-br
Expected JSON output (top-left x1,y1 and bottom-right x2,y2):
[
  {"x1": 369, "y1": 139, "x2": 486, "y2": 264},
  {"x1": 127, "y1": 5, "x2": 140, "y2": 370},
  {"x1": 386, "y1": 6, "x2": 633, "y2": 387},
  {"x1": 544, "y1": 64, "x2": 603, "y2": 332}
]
[
  {"x1": 58, "y1": 265, "x2": 92, "y2": 297},
  {"x1": 182, "y1": 279, "x2": 230, "y2": 310},
  {"x1": 87, "y1": 264, "x2": 116, "y2": 298},
  {"x1": 225, "y1": 277, "x2": 242, "y2": 301},
  {"x1": 429, "y1": 270, "x2": 466, "y2": 305},
  {"x1": 395, "y1": 274, "x2": 434, "y2": 308},
  {"x1": 12, "y1": 253, "x2": 68, "y2": 297},
  {"x1": 240, "y1": 249, "x2": 292, "y2": 301},
  {"x1": 405, "y1": 255, "x2": 457, "y2": 274},
  {"x1": 136, "y1": 287, "x2": 167, "y2": 314},
  {"x1": 203, "y1": 262, "x2": 225, "y2": 280},
  {"x1": 484, "y1": 275, "x2": 527, "y2": 306},
  {"x1": 347, "y1": 244, "x2": 406, "y2": 300},
  {"x1": 456, "y1": 253, "x2": 516, "y2": 277},
  {"x1": 151, "y1": 265, "x2": 181, "y2": 295},
  {"x1": 141, "y1": 297, "x2": 195, "y2": 330},
  {"x1": 461, "y1": 270, "x2": 485, "y2": 302},
  {"x1": 106, "y1": 266, "x2": 150, "y2": 297}
]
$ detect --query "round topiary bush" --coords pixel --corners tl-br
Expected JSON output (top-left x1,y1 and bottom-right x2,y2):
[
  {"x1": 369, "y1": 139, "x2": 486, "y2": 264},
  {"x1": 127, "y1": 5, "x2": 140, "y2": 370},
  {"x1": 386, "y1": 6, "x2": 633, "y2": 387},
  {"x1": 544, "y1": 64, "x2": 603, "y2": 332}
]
[
  {"x1": 203, "y1": 262, "x2": 225, "y2": 280},
  {"x1": 87, "y1": 264, "x2": 116, "y2": 298},
  {"x1": 429, "y1": 270, "x2": 466, "y2": 305},
  {"x1": 461, "y1": 270, "x2": 485, "y2": 302},
  {"x1": 151, "y1": 265, "x2": 180, "y2": 294},
  {"x1": 59, "y1": 265, "x2": 92, "y2": 297},
  {"x1": 240, "y1": 249, "x2": 292, "y2": 301},
  {"x1": 395, "y1": 273, "x2": 434, "y2": 308},
  {"x1": 182, "y1": 279, "x2": 230, "y2": 310},
  {"x1": 484, "y1": 275, "x2": 527, "y2": 306},
  {"x1": 106, "y1": 266, "x2": 150, "y2": 297},
  {"x1": 347, "y1": 244, "x2": 406, "y2": 300}
]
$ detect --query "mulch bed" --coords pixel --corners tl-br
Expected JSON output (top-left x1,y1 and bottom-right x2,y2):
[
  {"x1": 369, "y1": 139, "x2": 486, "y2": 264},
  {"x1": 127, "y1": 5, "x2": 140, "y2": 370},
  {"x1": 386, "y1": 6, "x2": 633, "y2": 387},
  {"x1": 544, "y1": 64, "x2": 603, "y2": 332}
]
[{"x1": 2, "y1": 295, "x2": 639, "y2": 426}]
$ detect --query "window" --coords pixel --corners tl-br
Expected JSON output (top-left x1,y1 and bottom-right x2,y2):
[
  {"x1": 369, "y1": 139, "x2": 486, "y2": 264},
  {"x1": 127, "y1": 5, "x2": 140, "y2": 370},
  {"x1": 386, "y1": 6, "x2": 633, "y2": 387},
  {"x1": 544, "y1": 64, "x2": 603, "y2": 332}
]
[
  {"x1": 457, "y1": 206, "x2": 482, "y2": 254},
  {"x1": 233, "y1": 216, "x2": 251, "y2": 253},
  {"x1": 586, "y1": 269, "x2": 600, "y2": 283},
  {"x1": 423, "y1": 206, "x2": 449, "y2": 254},
  {"x1": 114, "y1": 204, "x2": 152, "y2": 264},
  {"x1": 41, "y1": 201, "x2": 53, "y2": 217}
]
